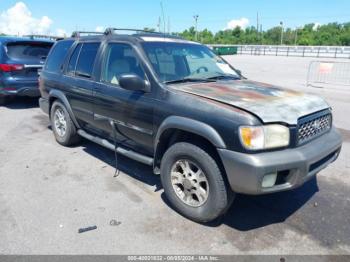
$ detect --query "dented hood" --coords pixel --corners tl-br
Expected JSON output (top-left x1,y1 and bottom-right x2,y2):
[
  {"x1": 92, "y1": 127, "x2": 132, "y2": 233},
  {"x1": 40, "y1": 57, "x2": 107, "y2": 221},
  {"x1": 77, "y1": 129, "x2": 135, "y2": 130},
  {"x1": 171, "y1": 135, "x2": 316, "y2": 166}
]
[{"x1": 171, "y1": 80, "x2": 329, "y2": 125}]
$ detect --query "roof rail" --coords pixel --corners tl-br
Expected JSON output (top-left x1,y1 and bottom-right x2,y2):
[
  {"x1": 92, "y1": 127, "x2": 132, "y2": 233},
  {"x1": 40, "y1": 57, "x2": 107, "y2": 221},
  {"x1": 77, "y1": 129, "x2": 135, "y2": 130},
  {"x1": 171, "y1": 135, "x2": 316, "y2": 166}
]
[
  {"x1": 104, "y1": 27, "x2": 163, "y2": 35},
  {"x1": 104, "y1": 27, "x2": 183, "y2": 40},
  {"x1": 71, "y1": 31, "x2": 105, "y2": 38},
  {"x1": 23, "y1": 34, "x2": 63, "y2": 41}
]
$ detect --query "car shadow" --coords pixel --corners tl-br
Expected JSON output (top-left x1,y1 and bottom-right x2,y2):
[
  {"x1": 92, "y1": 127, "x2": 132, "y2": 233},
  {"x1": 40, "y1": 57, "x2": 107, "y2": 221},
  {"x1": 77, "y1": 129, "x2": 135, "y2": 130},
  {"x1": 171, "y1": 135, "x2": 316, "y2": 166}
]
[
  {"x1": 81, "y1": 140, "x2": 162, "y2": 191},
  {"x1": 161, "y1": 177, "x2": 318, "y2": 231},
  {"x1": 210, "y1": 177, "x2": 318, "y2": 231},
  {"x1": 80, "y1": 138, "x2": 318, "y2": 231},
  {"x1": 2, "y1": 97, "x2": 39, "y2": 109}
]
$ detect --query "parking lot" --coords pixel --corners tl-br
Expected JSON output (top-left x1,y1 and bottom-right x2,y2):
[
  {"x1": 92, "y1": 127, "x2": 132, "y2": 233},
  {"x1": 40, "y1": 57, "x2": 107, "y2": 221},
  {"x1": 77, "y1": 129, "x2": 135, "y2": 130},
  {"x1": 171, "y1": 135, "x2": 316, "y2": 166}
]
[{"x1": 0, "y1": 55, "x2": 349, "y2": 255}]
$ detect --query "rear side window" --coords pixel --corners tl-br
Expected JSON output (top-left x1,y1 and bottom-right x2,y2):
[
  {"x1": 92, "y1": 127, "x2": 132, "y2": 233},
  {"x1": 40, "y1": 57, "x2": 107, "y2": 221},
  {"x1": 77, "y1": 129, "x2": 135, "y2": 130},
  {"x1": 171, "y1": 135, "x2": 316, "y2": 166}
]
[
  {"x1": 45, "y1": 40, "x2": 74, "y2": 73},
  {"x1": 6, "y1": 41, "x2": 53, "y2": 60},
  {"x1": 75, "y1": 43, "x2": 100, "y2": 78},
  {"x1": 67, "y1": 44, "x2": 82, "y2": 75}
]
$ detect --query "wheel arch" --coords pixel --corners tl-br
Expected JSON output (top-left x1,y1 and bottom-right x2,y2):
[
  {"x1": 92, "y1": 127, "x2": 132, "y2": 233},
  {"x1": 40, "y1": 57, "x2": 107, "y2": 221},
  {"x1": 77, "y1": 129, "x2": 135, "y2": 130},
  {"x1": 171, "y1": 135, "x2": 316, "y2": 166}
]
[
  {"x1": 48, "y1": 89, "x2": 80, "y2": 128},
  {"x1": 153, "y1": 116, "x2": 226, "y2": 173}
]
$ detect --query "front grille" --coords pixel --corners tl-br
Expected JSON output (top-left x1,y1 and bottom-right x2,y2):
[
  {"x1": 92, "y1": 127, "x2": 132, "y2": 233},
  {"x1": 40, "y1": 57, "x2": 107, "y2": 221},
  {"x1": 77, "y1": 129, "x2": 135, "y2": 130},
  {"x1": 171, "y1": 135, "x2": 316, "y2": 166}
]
[{"x1": 298, "y1": 112, "x2": 332, "y2": 145}]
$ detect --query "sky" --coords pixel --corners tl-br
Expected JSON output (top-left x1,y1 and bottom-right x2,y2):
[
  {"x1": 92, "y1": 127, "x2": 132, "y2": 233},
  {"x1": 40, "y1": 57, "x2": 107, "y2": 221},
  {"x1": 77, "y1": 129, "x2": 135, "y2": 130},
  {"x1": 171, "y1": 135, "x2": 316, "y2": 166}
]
[{"x1": 0, "y1": 0, "x2": 350, "y2": 36}]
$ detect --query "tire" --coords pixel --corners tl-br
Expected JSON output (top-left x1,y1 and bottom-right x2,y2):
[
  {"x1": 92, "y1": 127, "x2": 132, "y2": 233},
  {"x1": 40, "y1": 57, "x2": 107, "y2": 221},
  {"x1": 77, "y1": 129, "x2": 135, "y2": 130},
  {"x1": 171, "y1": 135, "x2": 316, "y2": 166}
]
[
  {"x1": 160, "y1": 142, "x2": 234, "y2": 223},
  {"x1": 50, "y1": 100, "x2": 80, "y2": 146}
]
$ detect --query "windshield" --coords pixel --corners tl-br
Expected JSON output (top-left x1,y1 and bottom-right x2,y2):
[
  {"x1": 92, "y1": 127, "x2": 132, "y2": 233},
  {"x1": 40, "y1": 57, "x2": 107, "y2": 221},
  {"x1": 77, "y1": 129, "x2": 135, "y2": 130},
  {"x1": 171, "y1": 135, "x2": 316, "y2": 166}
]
[{"x1": 141, "y1": 42, "x2": 240, "y2": 83}]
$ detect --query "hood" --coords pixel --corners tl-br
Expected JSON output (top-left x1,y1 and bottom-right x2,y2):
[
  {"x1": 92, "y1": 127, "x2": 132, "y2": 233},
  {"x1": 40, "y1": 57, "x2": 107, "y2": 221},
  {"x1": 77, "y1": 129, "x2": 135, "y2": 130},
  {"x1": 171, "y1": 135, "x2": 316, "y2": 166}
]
[{"x1": 170, "y1": 80, "x2": 329, "y2": 125}]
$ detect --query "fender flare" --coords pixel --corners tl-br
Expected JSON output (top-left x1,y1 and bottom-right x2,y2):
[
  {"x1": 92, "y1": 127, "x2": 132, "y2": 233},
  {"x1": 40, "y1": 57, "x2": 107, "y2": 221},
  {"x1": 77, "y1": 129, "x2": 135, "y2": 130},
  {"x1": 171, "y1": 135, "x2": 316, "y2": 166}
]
[
  {"x1": 49, "y1": 89, "x2": 80, "y2": 128},
  {"x1": 155, "y1": 116, "x2": 226, "y2": 150}
]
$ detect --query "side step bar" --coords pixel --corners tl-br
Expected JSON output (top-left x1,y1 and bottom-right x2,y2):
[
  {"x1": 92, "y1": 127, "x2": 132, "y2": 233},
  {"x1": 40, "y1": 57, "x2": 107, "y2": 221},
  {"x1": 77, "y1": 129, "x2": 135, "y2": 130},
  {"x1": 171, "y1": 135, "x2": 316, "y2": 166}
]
[{"x1": 77, "y1": 129, "x2": 154, "y2": 166}]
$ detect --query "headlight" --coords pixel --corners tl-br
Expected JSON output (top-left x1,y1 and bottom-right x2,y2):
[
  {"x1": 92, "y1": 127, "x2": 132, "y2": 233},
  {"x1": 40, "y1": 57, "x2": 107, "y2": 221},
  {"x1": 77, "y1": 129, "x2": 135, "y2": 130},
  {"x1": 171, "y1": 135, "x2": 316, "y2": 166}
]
[{"x1": 239, "y1": 124, "x2": 290, "y2": 150}]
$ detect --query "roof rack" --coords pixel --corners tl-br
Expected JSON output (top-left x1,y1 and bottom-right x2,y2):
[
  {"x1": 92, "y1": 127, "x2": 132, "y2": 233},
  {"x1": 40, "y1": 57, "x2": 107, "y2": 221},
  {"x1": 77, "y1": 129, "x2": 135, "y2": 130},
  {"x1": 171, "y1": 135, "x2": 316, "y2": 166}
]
[
  {"x1": 70, "y1": 28, "x2": 183, "y2": 40},
  {"x1": 71, "y1": 31, "x2": 105, "y2": 38},
  {"x1": 104, "y1": 28, "x2": 160, "y2": 35},
  {"x1": 104, "y1": 28, "x2": 184, "y2": 40},
  {"x1": 103, "y1": 27, "x2": 183, "y2": 38},
  {"x1": 23, "y1": 34, "x2": 63, "y2": 41}
]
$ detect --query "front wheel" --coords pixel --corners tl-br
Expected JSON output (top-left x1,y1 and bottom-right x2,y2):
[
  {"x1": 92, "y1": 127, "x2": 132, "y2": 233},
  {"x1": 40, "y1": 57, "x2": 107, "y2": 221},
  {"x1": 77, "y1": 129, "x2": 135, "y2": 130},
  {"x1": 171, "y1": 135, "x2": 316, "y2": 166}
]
[{"x1": 160, "y1": 142, "x2": 234, "y2": 223}]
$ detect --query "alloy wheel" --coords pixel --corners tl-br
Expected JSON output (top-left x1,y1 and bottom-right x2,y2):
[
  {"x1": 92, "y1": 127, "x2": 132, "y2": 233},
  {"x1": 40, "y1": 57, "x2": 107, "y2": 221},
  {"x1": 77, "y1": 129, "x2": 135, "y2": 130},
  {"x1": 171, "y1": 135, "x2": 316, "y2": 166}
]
[
  {"x1": 53, "y1": 107, "x2": 67, "y2": 137},
  {"x1": 170, "y1": 159, "x2": 209, "y2": 207}
]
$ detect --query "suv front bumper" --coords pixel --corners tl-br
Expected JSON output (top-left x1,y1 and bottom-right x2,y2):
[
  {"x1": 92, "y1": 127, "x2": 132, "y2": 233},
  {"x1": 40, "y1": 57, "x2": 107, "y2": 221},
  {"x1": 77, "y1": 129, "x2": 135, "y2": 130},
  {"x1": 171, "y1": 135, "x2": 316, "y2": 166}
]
[{"x1": 218, "y1": 127, "x2": 342, "y2": 195}]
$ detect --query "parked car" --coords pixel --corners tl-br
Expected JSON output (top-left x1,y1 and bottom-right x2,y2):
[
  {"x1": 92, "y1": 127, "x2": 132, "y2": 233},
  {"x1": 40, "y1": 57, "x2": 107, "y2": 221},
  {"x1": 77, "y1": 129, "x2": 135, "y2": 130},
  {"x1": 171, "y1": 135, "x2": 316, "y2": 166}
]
[
  {"x1": 0, "y1": 36, "x2": 54, "y2": 105},
  {"x1": 39, "y1": 28, "x2": 342, "y2": 222}
]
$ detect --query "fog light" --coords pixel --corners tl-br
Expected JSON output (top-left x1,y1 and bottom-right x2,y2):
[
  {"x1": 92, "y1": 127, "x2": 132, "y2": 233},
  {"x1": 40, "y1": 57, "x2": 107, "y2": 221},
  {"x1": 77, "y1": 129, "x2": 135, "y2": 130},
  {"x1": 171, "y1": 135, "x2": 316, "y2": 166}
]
[{"x1": 262, "y1": 173, "x2": 277, "y2": 188}]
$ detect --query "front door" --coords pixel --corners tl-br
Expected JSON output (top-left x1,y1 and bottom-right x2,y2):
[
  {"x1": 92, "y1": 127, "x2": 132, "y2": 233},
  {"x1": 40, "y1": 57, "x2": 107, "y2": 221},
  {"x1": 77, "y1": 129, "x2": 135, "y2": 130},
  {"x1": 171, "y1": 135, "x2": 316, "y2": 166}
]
[{"x1": 92, "y1": 42, "x2": 154, "y2": 155}]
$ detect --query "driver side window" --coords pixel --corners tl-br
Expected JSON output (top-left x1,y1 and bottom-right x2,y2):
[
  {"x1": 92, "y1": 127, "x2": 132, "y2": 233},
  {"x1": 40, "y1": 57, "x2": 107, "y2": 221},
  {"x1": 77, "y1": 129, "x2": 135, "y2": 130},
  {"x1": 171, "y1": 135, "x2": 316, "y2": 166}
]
[{"x1": 101, "y1": 43, "x2": 145, "y2": 85}]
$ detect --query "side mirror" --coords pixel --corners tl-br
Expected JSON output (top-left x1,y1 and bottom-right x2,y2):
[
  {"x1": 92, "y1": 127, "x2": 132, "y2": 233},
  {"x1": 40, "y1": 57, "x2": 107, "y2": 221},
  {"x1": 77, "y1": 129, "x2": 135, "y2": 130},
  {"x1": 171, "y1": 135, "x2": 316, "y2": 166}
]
[{"x1": 118, "y1": 74, "x2": 149, "y2": 92}]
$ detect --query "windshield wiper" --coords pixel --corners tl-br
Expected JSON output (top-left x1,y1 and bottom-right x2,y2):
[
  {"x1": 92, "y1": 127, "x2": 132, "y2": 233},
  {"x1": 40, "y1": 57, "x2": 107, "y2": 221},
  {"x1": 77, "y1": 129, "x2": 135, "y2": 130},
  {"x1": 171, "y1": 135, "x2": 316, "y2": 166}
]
[
  {"x1": 206, "y1": 74, "x2": 240, "y2": 81},
  {"x1": 165, "y1": 77, "x2": 216, "y2": 84}
]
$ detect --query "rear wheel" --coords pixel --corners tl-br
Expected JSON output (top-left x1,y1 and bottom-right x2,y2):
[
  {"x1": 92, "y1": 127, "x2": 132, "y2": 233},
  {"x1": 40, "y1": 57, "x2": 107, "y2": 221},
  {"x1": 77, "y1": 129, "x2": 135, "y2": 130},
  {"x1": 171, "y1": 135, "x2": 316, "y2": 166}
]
[
  {"x1": 160, "y1": 142, "x2": 234, "y2": 223},
  {"x1": 50, "y1": 101, "x2": 80, "y2": 146}
]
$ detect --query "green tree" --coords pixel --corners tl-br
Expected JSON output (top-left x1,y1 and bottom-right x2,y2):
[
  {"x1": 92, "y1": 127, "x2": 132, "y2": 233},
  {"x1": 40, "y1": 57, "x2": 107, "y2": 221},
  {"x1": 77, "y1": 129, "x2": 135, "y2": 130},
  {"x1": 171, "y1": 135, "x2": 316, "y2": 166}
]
[
  {"x1": 263, "y1": 27, "x2": 282, "y2": 44},
  {"x1": 177, "y1": 21, "x2": 350, "y2": 46},
  {"x1": 180, "y1": 26, "x2": 196, "y2": 41},
  {"x1": 340, "y1": 23, "x2": 350, "y2": 45},
  {"x1": 198, "y1": 29, "x2": 214, "y2": 44},
  {"x1": 143, "y1": 27, "x2": 156, "y2": 32}
]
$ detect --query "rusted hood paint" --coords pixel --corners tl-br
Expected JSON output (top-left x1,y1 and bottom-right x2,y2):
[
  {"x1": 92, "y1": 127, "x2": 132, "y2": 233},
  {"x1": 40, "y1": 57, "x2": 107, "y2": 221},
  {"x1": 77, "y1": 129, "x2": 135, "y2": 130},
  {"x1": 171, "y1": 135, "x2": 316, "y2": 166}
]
[{"x1": 171, "y1": 80, "x2": 329, "y2": 125}]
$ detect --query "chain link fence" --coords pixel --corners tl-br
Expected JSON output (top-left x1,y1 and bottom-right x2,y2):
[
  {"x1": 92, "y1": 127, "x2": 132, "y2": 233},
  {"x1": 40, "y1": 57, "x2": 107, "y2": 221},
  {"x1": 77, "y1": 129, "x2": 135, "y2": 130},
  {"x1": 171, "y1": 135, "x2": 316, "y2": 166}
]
[
  {"x1": 307, "y1": 61, "x2": 350, "y2": 89},
  {"x1": 209, "y1": 45, "x2": 350, "y2": 59}
]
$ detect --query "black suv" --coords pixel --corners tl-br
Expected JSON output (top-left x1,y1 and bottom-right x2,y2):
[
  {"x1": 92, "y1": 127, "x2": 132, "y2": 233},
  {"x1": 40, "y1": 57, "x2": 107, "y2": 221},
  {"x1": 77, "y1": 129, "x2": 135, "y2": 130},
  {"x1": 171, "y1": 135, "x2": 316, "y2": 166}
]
[
  {"x1": 0, "y1": 36, "x2": 54, "y2": 105},
  {"x1": 39, "y1": 29, "x2": 342, "y2": 222}
]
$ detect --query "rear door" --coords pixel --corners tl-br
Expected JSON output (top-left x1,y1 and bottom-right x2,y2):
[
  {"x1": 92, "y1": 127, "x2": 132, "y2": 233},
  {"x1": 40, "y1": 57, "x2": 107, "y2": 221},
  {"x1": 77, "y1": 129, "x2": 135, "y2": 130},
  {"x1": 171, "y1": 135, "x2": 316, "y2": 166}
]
[
  {"x1": 62, "y1": 42, "x2": 100, "y2": 128},
  {"x1": 4, "y1": 41, "x2": 53, "y2": 82},
  {"x1": 40, "y1": 40, "x2": 74, "y2": 98}
]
